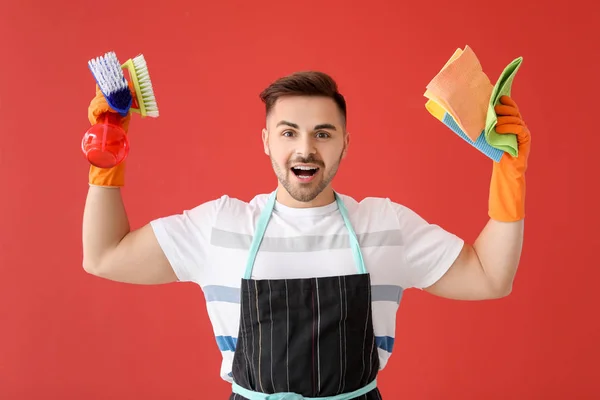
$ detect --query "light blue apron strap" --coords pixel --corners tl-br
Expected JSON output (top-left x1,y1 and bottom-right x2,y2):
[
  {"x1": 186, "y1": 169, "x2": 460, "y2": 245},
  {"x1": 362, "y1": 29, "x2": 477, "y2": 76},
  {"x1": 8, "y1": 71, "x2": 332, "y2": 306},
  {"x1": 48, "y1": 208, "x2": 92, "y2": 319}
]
[
  {"x1": 244, "y1": 190, "x2": 277, "y2": 279},
  {"x1": 335, "y1": 193, "x2": 367, "y2": 275},
  {"x1": 232, "y1": 379, "x2": 377, "y2": 400}
]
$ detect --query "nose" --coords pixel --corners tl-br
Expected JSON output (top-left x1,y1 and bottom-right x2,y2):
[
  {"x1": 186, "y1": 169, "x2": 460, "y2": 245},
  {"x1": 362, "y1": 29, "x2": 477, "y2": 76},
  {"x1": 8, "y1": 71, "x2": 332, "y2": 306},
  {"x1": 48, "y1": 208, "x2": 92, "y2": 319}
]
[{"x1": 295, "y1": 134, "x2": 316, "y2": 157}]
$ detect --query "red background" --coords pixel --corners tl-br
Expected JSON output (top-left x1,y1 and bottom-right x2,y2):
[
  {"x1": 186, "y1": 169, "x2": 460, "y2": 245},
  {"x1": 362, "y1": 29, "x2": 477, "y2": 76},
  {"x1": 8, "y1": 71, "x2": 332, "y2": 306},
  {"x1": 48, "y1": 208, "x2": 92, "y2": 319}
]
[{"x1": 1, "y1": 0, "x2": 598, "y2": 398}]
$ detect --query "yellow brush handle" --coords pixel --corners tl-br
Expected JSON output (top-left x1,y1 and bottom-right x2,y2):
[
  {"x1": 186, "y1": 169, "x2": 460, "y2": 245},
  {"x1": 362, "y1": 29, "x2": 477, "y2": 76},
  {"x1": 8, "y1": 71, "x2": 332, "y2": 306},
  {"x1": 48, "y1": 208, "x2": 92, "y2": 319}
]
[{"x1": 121, "y1": 59, "x2": 147, "y2": 117}]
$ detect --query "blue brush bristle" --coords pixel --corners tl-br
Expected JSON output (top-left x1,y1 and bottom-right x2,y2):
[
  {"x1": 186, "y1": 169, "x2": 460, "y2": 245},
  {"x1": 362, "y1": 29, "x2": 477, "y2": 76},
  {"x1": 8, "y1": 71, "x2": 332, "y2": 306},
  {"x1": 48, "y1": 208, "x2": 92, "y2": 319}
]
[{"x1": 88, "y1": 51, "x2": 132, "y2": 117}]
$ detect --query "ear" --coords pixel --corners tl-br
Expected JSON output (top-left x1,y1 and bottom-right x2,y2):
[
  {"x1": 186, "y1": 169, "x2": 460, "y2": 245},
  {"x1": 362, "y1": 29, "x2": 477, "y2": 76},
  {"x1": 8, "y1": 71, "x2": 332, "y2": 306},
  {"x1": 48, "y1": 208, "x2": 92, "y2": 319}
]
[
  {"x1": 262, "y1": 128, "x2": 270, "y2": 155},
  {"x1": 342, "y1": 131, "x2": 350, "y2": 158}
]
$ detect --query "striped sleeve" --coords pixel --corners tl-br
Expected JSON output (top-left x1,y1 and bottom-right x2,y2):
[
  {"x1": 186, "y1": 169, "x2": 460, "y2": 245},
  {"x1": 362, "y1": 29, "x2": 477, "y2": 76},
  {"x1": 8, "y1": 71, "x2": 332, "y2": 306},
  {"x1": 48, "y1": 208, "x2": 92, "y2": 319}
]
[
  {"x1": 150, "y1": 196, "x2": 227, "y2": 284},
  {"x1": 391, "y1": 202, "x2": 465, "y2": 289}
]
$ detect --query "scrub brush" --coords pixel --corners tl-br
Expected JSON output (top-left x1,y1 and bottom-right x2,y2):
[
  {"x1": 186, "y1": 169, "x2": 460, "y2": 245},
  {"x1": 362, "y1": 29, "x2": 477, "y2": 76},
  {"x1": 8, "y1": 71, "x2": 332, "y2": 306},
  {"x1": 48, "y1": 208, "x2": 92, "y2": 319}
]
[
  {"x1": 87, "y1": 51, "x2": 132, "y2": 116},
  {"x1": 81, "y1": 51, "x2": 159, "y2": 168},
  {"x1": 121, "y1": 54, "x2": 159, "y2": 118}
]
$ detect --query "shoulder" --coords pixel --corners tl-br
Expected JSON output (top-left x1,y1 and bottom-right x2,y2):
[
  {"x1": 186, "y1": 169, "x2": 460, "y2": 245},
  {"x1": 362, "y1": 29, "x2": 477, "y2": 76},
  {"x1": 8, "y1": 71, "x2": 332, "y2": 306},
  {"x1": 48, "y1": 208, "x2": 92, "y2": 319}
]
[
  {"x1": 184, "y1": 193, "x2": 270, "y2": 217},
  {"x1": 337, "y1": 193, "x2": 390, "y2": 210},
  {"x1": 151, "y1": 193, "x2": 271, "y2": 233},
  {"x1": 337, "y1": 193, "x2": 409, "y2": 220},
  {"x1": 348, "y1": 194, "x2": 429, "y2": 223},
  {"x1": 334, "y1": 194, "x2": 404, "y2": 236},
  {"x1": 336, "y1": 192, "x2": 444, "y2": 236}
]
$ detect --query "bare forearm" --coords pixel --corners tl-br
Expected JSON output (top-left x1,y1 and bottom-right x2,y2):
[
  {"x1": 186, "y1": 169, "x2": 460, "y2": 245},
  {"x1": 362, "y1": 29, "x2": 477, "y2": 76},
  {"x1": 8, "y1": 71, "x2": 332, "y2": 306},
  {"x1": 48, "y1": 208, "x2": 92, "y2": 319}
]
[
  {"x1": 82, "y1": 186, "x2": 130, "y2": 272},
  {"x1": 473, "y1": 218, "x2": 524, "y2": 295}
]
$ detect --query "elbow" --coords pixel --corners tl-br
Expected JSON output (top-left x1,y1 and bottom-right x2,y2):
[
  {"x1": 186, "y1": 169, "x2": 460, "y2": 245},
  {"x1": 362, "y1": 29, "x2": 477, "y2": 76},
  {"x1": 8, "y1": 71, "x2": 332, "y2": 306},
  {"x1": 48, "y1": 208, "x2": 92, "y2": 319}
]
[
  {"x1": 82, "y1": 255, "x2": 104, "y2": 277},
  {"x1": 82, "y1": 259, "x2": 98, "y2": 276},
  {"x1": 498, "y1": 285, "x2": 513, "y2": 298},
  {"x1": 489, "y1": 281, "x2": 513, "y2": 299}
]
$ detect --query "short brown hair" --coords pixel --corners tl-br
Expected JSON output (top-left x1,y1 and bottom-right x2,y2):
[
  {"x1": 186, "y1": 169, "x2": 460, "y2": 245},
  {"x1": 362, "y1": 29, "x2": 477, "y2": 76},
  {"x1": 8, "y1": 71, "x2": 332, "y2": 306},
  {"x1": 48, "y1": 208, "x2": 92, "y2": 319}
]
[{"x1": 259, "y1": 71, "x2": 347, "y2": 125}]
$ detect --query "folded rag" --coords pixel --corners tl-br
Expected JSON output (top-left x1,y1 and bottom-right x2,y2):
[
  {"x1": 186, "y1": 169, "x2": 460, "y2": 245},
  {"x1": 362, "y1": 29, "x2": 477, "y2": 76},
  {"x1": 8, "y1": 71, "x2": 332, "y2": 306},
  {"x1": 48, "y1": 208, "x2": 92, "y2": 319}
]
[
  {"x1": 425, "y1": 99, "x2": 503, "y2": 162},
  {"x1": 424, "y1": 45, "x2": 493, "y2": 142},
  {"x1": 484, "y1": 57, "x2": 523, "y2": 157},
  {"x1": 424, "y1": 46, "x2": 524, "y2": 158}
]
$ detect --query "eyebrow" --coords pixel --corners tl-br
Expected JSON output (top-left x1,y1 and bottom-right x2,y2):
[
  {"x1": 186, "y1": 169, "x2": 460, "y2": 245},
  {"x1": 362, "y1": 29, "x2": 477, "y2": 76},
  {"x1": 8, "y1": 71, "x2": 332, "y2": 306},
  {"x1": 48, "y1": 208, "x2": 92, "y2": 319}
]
[{"x1": 276, "y1": 121, "x2": 337, "y2": 131}]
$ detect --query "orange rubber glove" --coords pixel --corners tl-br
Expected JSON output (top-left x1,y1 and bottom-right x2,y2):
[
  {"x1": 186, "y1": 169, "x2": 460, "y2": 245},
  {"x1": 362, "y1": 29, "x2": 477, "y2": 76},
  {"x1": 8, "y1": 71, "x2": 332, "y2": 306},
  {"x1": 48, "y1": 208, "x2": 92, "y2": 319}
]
[
  {"x1": 488, "y1": 95, "x2": 531, "y2": 222},
  {"x1": 87, "y1": 85, "x2": 133, "y2": 187}
]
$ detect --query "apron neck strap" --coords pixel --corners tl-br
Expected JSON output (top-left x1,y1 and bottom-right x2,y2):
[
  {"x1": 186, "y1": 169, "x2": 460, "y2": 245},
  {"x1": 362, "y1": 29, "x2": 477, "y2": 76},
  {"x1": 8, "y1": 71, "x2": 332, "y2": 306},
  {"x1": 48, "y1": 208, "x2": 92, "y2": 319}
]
[{"x1": 243, "y1": 190, "x2": 367, "y2": 279}]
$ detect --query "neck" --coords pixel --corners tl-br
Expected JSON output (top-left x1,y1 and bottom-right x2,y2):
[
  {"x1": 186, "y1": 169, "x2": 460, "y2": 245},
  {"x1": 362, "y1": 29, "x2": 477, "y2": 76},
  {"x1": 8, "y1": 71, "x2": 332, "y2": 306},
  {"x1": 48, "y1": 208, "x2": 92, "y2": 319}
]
[{"x1": 275, "y1": 184, "x2": 336, "y2": 208}]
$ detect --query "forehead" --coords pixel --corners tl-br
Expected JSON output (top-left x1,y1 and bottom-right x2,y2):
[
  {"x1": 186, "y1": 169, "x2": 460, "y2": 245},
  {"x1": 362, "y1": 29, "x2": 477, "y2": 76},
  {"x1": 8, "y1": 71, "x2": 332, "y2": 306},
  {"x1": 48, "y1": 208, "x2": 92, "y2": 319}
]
[{"x1": 268, "y1": 96, "x2": 344, "y2": 129}]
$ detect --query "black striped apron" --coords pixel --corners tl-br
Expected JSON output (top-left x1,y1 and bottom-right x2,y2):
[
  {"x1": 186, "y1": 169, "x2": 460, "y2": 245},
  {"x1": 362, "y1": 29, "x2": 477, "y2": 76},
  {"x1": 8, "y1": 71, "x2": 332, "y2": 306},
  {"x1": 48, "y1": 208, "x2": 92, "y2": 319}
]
[{"x1": 229, "y1": 191, "x2": 381, "y2": 400}]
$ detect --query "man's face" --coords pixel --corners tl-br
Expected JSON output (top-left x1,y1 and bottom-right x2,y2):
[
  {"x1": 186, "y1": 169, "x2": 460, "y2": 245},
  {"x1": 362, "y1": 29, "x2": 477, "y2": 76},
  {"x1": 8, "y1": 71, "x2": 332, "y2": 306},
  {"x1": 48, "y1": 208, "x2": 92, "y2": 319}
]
[{"x1": 262, "y1": 95, "x2": 349, "y2": 206}]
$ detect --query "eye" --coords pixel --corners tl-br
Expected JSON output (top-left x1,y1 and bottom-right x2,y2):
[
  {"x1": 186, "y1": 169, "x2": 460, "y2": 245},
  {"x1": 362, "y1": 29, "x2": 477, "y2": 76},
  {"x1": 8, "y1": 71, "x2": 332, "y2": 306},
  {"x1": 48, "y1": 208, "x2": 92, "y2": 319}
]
[
  {"x1": 282, "y1": 130, "x2": 295, "y2": 137},
  {"x1": 316, "y1": 131, "x2": 331, "y2": 138}
]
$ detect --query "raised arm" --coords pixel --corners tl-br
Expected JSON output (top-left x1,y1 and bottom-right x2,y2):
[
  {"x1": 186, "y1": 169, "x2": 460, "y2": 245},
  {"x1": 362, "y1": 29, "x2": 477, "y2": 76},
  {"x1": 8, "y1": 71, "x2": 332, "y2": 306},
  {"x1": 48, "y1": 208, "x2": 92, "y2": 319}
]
[
  {"x1": 424, "y1": 95, "x2": 531, "y2": 300},
  {"x1": 81, "y1": 88, "x2": 177, "y2": 285}
]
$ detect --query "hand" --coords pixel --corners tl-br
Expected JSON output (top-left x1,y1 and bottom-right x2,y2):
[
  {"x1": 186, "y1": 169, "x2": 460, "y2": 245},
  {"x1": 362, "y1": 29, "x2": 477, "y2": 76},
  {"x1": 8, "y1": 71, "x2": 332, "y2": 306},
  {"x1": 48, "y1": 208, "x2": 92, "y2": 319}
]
[
  {"x1": 86, "y1": 84, "x2": 134, "y2": 187},
  {"x1": 488, "y1": 95, "x2": 531, "y2": 222},
  {"x1": 494, "y1": 95, "x2": 531, "y2": 172},
  {"x1": 87, "y1": 85, "x2": 133, "y2": 132}
]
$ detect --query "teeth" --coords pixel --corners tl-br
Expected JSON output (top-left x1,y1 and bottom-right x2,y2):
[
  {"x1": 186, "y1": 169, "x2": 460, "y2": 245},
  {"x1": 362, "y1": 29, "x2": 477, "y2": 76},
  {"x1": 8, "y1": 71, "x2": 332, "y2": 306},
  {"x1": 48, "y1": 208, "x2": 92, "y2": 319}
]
[{"x1": 293, "y1": 166, "x2": 318, "y2": 170}]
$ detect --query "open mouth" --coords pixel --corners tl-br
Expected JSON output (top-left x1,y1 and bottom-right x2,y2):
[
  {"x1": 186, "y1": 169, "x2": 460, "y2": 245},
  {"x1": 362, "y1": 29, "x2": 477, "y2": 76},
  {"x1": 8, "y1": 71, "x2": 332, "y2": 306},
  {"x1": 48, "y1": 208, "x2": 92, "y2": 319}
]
[{"x1": 291, "y1": 165, "x2": 320, "y2": 181}]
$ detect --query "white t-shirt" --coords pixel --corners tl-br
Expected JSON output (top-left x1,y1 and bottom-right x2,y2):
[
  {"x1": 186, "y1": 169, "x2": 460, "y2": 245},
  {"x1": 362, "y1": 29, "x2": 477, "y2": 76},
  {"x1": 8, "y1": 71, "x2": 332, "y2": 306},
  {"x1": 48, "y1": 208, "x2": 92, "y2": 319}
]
[{"x1": 150, "y1": 192, "x2": 464, "y2": 382}]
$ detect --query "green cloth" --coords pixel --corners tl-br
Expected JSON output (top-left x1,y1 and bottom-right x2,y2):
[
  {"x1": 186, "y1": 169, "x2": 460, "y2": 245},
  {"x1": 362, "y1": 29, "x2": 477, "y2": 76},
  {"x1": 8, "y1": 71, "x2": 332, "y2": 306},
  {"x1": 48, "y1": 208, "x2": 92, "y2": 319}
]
[{"x1": 485, "y1": 56, "x2": 523, "y2": 157}]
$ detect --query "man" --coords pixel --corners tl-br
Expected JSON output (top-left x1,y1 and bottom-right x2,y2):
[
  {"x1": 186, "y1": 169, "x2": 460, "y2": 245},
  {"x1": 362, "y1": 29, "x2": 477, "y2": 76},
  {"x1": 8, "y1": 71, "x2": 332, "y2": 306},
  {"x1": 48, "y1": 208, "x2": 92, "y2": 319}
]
[{"x1": 83, "y1": 71, "x2": 530, "y2": 399}]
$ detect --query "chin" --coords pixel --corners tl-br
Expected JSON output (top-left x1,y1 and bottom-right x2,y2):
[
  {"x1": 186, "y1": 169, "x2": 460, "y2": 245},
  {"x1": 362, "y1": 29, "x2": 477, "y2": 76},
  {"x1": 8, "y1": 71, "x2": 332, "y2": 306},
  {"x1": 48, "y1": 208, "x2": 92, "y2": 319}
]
[
  {"x1": 290, "y1": 188, "x2": 323, "y2": 203},
  {"x1": 282, "y1": 175, "x2": 332, "y2": 203}
]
